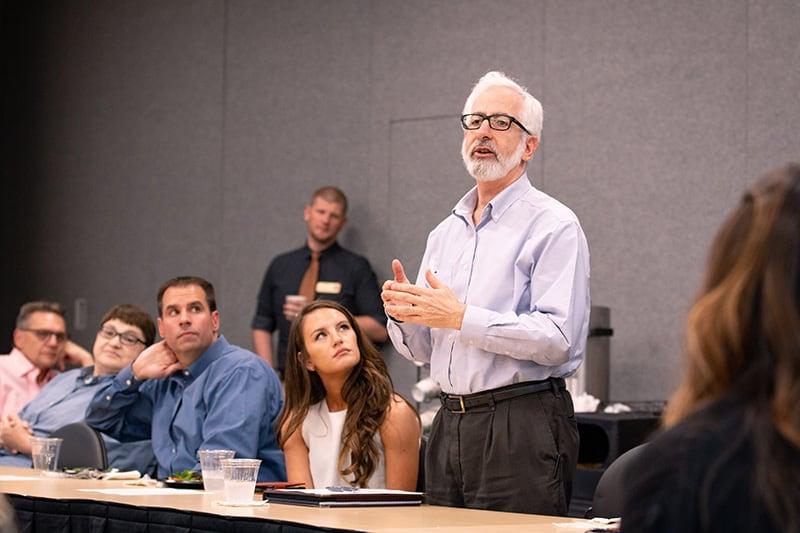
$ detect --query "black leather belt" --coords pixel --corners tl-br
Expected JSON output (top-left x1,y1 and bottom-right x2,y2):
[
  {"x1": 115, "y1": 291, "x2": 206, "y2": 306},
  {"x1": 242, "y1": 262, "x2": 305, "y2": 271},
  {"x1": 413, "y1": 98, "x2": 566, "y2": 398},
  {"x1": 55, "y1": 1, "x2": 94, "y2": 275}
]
[{"x1": 439, "y1": 378, "x2": 565, "y2": 413}]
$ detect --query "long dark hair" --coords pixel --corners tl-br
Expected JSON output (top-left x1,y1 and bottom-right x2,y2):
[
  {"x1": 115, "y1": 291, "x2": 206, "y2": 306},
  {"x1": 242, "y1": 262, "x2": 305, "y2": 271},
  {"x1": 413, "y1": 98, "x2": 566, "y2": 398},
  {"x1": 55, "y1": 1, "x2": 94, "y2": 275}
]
[
  {"x1": 277, "y1": 300, "x2": 394, "y2": 487},
  {"x1": 666, "y1": 164, "x2": 800, "y2": 527}
]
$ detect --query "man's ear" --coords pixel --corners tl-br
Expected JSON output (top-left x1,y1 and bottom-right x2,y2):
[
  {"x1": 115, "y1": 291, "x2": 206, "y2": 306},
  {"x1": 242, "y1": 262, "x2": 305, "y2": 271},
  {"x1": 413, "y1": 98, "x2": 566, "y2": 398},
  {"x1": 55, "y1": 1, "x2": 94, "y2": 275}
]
[
  {"x1": 211, "y1": 310, "x2": 220, "y2": 335},
  {"x1": 157, "y1": 317, "x2": 164, "y2": 339},
  {"x1": 522, "y1": 135, "x2": 540, "y2": 161},
  {"x1": 12, "y1": 329, "x2": 22, "y2": 349}
]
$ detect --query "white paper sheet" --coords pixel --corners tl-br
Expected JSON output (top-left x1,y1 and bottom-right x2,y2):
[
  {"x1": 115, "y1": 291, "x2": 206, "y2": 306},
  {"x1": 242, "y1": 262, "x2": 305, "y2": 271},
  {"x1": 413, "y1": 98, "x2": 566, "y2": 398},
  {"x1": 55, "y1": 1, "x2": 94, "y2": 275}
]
[{"x1": 78, "y1": 488, "x2": 204, "y2": 496}]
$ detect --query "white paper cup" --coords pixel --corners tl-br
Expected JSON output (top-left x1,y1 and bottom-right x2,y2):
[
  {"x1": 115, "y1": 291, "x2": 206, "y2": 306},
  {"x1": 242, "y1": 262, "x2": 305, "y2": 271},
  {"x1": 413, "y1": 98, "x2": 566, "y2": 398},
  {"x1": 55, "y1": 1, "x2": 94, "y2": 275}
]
[
  {"x1": 30, "y1": 437, "x2": 63, "y2": 473},
  {"x1": 198, "y1": 449, "x2": 235, "y2": 492},
  {"x1": 221, "y1": 458, "x2": 261, "y2": 503}
]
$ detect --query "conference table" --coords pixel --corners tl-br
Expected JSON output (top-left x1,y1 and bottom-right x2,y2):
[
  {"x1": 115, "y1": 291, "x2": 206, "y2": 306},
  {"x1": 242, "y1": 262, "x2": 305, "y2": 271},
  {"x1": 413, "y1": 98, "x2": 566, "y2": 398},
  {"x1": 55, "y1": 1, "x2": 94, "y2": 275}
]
[{"x1": 0, "y1": 466, "x2": 600, "y2": 532}]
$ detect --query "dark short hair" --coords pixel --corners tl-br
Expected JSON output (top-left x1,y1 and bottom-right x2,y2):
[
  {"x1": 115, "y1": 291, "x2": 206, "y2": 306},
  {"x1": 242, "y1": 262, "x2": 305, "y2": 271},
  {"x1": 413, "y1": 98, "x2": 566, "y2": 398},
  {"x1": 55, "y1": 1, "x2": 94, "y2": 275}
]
[
  {"x1": 100, "y1": 304, "x2": 156, "y2": 346},
  {"x1": 156, "y1": 276, "x2": 217, "y2": 317},
  {"x1": 16, "y1": 301, "x2": 66, "y2": 329},
  {"x1": 310, "y1": 186, "x2": 348, "y2": 215}
]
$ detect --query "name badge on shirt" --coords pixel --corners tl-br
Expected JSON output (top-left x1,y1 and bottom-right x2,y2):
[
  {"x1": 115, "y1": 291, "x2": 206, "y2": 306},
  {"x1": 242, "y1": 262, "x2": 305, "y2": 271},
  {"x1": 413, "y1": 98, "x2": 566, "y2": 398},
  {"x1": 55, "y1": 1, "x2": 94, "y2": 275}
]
[{"x1": 315, "y1": 281, "x2": 342, "y2": 294}]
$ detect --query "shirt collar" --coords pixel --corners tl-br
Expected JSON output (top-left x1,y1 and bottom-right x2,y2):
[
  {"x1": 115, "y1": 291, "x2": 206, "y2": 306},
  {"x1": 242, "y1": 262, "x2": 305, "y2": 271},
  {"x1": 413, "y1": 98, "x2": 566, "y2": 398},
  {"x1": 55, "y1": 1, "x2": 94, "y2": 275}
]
[
  {"x1": 78, "y1": 365, "x2": 112, "y2": 386},
  {"x1": 9, "y1": 347, "x2": 57, "y2": 381},
  {"x1": 303, "y1": 241, "x2": 340, "y2": 259},
  {"x1": 452, "y1": 174, "x2": 533, "y2": 224},
  {"x1": 180, "y1": 335, "x2": 230, "y2": 380}
]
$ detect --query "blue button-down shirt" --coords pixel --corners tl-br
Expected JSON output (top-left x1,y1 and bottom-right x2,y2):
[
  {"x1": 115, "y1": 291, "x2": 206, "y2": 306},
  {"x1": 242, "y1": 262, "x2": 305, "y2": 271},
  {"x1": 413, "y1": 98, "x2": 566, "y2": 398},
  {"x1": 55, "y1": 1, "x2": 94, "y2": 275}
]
[
  {"x1": 388, "y1": 175, "x2": 591, "y2": 395},
  {"x1": 85, "y1": 336, "x2": 286, "y2": 481},
  {"x1": 0, "y1": 366, "x2": 155, "y2": 471}
]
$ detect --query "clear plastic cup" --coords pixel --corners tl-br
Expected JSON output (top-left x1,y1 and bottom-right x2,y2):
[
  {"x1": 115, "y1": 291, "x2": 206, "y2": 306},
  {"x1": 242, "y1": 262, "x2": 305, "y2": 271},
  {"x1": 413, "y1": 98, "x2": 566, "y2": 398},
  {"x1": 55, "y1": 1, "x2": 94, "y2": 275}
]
[
  {"x1": 197, "y1": 449, "x2": 235, "y2": 492},
  {"x1": 220, "y1": 458, "x2": 261, "y2": 503},
  {"x1": 30, "y1": 437, "x2": 63, "y2": 473}
]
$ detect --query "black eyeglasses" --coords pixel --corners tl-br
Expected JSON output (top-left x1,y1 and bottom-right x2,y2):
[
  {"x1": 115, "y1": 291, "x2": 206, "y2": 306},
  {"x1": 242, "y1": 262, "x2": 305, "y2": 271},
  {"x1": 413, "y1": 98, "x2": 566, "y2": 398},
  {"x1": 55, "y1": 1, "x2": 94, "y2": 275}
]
[
  {"x1": 460, "y1": 113, "x2": 532, "y2": 135},
  {"x1": 20, "y1": 328, "x2": 68, "y2": 343},
  {"x1": 98, "y1": 326, "x2": 145, "y2": 347}
]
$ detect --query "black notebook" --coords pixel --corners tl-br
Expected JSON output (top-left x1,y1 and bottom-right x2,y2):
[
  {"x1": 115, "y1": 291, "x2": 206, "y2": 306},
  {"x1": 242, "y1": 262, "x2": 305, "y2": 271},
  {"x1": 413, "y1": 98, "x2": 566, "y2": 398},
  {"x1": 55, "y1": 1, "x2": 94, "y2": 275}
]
[{"x1": 262, "y1": 488, "x2": 423, "y2": 507}]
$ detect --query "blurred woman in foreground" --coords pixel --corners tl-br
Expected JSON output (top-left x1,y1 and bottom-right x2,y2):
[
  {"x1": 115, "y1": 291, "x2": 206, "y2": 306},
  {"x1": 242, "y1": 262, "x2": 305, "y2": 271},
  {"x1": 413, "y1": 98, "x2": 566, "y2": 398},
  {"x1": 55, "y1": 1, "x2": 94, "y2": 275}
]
[{"x1": 622, "y1": 164, "x2": 800, "y2": 532}]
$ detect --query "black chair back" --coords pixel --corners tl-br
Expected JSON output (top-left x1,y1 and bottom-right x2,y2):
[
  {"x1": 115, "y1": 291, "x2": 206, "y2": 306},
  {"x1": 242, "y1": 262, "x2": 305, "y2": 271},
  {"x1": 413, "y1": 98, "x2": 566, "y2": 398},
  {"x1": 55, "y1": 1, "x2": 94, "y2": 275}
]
[
  {"x1": 51, "y1": 422, "x2": 108, "y2": 470},
  {"x1": 591, "y1": 443, "x2": 648, "y2": 518}
]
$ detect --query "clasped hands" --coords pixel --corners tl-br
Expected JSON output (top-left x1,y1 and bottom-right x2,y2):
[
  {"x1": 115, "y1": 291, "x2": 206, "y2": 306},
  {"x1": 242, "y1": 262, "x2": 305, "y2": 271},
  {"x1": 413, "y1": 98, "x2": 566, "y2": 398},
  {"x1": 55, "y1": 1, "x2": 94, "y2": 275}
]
[
  {"x1": 0, "y1": 414, "x2": 33, "y2": 455},
  {"x1": 381, "y1": 259, "x2": 466, "y2": 330}
]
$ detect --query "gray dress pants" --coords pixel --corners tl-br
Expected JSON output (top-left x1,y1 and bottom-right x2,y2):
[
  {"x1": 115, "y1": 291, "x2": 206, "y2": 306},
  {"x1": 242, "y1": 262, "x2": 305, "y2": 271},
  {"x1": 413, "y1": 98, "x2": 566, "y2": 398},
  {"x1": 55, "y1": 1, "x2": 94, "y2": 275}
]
[{"x1": 424, "y1": 382, "x2": 578, "y2": 515}]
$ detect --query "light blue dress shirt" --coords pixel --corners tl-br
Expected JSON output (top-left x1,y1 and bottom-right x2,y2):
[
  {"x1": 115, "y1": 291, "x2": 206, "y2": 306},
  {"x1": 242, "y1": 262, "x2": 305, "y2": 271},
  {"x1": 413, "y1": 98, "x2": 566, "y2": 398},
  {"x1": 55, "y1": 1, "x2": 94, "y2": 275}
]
[
  {"x1": 85, "y1": 336, "x2": 286, "y2": 481},
  {"x1": 0, "y1": 366, "x2": 155, "y2": 471},
  {"x1": 388, "y1": 175, "x2": 591, "y2": 395}
]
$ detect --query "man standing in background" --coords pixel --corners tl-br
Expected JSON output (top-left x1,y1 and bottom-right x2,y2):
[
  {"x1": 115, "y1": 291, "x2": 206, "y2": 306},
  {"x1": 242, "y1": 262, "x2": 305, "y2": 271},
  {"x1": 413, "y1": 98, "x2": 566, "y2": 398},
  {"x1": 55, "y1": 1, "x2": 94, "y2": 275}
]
[
  {"x1": 252, "y1": 186, "x2": 386, "y2": 376},
  {"x1": 383, "y1": 71, "x2": 590, "y2": 515}
]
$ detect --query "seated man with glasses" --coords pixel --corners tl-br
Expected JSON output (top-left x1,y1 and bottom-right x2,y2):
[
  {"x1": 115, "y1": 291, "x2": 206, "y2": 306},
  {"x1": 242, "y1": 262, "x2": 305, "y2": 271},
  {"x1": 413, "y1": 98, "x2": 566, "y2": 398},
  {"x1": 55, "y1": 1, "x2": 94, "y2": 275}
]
[
  {"x1": 0, "y1": 301, "x2": 93, "y2": 418},
  {"x1": 0, "y1": 304, "x2": 157, "y2": 472}
]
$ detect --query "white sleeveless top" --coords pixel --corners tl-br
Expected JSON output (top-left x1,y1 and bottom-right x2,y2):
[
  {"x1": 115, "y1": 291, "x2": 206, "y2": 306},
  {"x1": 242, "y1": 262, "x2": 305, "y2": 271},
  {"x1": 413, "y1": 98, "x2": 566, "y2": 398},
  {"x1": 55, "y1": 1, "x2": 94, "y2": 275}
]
[{"x1": 301, "y1": 400, "x2": 386, "y2": 488}]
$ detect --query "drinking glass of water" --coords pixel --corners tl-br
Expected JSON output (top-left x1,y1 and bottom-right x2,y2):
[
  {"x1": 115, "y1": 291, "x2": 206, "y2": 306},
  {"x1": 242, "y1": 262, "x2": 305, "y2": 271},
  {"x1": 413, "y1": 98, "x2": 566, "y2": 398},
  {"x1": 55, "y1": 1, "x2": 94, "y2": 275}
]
[
  {"x1": 197, "y1": 449, "x2": 235, "y2": 492},
  {"x1": 220, "y1": 458, "x2": 261, "y2": 503},
  {"x1": 30, "y1": 437, "x2": 63, "y2": 474}
]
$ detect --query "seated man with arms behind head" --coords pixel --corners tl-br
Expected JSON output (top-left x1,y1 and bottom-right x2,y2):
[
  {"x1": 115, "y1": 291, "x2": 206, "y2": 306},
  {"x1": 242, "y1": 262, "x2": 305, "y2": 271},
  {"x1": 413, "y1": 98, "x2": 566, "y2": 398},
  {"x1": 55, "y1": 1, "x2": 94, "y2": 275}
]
[
  {"x1": 1, "y1": 301, "x2": 93, "y2": 418},
  {"x1": 0, "y1": 304, "x2": 156, "y2": 472},
  {"x1": 86, "y1": 276, "x2": 285, "y2": 481}
]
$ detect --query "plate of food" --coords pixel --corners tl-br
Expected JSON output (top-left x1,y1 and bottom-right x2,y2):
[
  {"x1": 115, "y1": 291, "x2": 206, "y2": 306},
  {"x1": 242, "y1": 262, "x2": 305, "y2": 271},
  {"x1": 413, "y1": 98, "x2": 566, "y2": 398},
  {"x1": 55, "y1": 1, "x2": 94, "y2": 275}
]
[{"x1": 164, "y1": 469, "x2": 204, "y2": 489}]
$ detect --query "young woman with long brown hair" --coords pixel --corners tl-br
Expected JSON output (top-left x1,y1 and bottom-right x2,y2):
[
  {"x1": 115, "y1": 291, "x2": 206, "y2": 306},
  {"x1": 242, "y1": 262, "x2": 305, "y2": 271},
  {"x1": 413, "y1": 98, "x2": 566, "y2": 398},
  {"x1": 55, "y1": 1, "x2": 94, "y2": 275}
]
[
  {"x1": 278, "y1": 301, "x2": 420, "y2": 489},
  {"x1": 622, "y1": 164, "x2": 800, "y2": 532}
]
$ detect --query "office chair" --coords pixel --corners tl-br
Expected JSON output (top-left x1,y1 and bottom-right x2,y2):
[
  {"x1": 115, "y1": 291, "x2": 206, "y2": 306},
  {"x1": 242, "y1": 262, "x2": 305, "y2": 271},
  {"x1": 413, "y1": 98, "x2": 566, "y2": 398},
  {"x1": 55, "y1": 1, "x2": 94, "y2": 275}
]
[
  {"x1": 51, "y1": 422, "x2": 109, "y2": 470},
  {"x1": 589, "y1": 443, "x2": 648, "y2": 519}
]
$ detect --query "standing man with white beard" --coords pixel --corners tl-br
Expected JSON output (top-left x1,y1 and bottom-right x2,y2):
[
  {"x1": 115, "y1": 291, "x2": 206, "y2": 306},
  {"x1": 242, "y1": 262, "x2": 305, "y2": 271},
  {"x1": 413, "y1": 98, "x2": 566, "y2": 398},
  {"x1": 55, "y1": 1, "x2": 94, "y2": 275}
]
[{"x1": 382, "y1": 71, "x2": 590, "y2": 515}]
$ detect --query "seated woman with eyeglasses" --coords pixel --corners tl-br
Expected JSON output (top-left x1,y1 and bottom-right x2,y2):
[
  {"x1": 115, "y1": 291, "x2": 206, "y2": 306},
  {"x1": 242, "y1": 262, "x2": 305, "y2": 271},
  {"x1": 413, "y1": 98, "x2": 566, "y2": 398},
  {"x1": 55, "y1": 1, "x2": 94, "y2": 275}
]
[
  {"x1": 0, "y1": 304, "x2": 157, "y2": 472},
  {"x1": 278, "y1": 301, "x2": 420, "y2": 490},
  {"x1": 621, "y1": 164, "x2": 800, "y2": 532}
]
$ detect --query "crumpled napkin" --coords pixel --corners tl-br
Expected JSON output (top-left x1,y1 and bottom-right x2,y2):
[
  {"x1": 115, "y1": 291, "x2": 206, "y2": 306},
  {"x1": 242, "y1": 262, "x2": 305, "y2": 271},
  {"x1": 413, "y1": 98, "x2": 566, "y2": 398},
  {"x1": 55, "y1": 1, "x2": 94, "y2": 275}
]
[
  {"x1": 603, "y1": 402, "x2": 632, "y2": 414},
  {"x1": 120, "y1": 474, "x2": 161, "y2": 487},
  {"x1": 572, "y1": 393, "x2": 601, "y2": 412},
  {"x1": 98, "y1": 469, "x2": 141, "y2": 481}
]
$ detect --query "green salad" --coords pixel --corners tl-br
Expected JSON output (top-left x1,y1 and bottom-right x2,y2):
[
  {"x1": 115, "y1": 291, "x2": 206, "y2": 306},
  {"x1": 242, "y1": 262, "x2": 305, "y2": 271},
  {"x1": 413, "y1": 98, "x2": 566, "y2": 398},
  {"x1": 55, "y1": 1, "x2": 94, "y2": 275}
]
[{"x1": 168, "y1": 469, "x2": 202, "y2": 482}]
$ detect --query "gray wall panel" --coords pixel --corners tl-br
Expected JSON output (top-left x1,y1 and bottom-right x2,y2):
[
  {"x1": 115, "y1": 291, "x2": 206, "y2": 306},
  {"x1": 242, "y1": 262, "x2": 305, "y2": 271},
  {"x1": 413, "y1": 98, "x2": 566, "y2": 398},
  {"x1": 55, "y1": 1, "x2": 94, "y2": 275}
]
[
  {"x1": 220, "y1": 0, "x2": 374, "y2": 346},
  {"x1": 544, "y1": 1, "x2": 749, "y2": 400},
  {"x1": 8, "y1": 0, "x2": 800, "y2": 402},
  {"x1": 748, "y1": 0, "x2": 800, "y2": 178},
  {"x1": 21, "y1": 1, "x2": 225, "y2": 346}
]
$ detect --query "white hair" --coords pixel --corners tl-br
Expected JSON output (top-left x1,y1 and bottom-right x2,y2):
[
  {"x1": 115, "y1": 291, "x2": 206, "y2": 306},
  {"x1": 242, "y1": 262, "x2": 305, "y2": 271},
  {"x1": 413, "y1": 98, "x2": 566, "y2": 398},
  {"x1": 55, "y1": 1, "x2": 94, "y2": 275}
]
[{"x1": 462, "y1": 71, "x2": 543, "y2": 138}]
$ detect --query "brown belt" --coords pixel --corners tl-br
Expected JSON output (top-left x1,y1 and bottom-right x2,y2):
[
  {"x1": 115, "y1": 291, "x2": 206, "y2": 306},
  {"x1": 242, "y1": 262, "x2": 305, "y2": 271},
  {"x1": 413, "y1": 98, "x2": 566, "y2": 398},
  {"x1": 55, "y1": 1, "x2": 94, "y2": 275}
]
[{"x1": 439, "y1": 378, "x2": 565, "y2": 414}]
